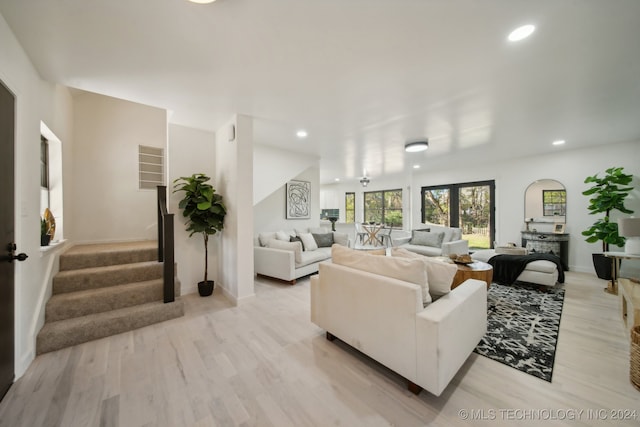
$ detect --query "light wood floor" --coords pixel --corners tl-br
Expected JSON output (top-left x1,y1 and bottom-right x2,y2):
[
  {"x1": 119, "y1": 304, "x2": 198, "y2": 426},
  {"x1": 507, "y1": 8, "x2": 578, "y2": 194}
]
[{"x1": 1, "y1": 272, "x2": 639, "y2": 426}]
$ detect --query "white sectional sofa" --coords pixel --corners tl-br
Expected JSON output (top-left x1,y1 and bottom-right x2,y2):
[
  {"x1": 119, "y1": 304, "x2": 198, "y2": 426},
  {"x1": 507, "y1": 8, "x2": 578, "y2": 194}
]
[
  {"x1": 392, "y1": 224, "x2": 469, "y2": 257},
  {"x1": 310, "y1": 245, "x2": 487, "y2": 396},
  {"x1": 254, "y1": 228, "x2": 350, "y2": 284}
]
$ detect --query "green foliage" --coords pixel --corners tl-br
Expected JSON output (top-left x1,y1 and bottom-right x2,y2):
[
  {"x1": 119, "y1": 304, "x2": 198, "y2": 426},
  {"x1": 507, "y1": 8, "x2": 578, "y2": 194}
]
[
  {"x1": 41, "y1": 218, "x2": 48, "y2": 236},
  {"x1": 174, "y1": 174, "x2": 227, "y2": 238},
  {"x1": 581, "y1": 167, "x2": 634, "y2": 252},
  {"x1": 174, "y1": 174, "x2": 227, "y2": 283}
]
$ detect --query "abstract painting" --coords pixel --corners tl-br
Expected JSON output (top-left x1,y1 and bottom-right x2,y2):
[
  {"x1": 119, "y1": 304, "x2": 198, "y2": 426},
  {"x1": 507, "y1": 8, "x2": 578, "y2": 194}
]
[{"x1": 286, "y1": 180, "x2": 310, "y2": 219}]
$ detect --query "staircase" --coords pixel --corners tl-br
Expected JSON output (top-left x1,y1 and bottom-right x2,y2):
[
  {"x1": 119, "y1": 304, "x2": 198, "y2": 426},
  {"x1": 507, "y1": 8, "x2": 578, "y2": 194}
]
[{"x1": 36, "y1": 241, "x2": 184, "y2": 354}]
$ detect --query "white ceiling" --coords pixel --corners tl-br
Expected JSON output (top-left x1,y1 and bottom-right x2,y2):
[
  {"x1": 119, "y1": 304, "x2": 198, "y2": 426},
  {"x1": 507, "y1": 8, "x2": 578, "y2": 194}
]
[{"x1": 2, "y1": 0, "x2": 640, "y2": 184}]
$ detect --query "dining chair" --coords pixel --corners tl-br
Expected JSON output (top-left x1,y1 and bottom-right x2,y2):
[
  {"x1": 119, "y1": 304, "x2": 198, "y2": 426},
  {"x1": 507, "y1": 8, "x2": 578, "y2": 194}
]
[{"x1": 355, "y1": 223, "x2": 367, "y2": 245}]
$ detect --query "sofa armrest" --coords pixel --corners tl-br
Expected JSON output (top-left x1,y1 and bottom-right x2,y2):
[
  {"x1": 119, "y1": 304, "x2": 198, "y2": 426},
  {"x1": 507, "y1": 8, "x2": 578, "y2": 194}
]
[
  {"x1": 441, "y1": 239, "x2": 469, "y2": 256},
  {"x1": 415, "y1": 279, "x2": 487, "y2": 396},
  {"x1": 254, "y1": 246, "x2": 295, "y2": 281}
]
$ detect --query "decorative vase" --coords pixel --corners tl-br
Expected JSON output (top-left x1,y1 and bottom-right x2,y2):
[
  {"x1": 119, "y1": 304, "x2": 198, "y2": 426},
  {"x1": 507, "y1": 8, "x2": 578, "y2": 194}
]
[
  {"x1": 198, "y1": 280, "x2": 214, "y2": 297},
  {"x1": 40, "y1": 234, "x2": 51, "y2": 246}
]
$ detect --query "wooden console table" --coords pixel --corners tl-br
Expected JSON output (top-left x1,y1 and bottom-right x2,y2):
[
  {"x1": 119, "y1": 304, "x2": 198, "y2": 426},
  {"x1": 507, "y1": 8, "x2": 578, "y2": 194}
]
[{"x1": 619, "y1": 278, "x2": 640, "y2": 332}]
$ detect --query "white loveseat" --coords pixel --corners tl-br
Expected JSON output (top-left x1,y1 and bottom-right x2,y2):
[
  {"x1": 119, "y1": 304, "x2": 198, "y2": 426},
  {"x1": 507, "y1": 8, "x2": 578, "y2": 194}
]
[
  {"x1": 310, "y1": 245, "x2": 487, "y2": 396},
  {"x1": 254, "y1": 228, "x2": 350, "y2": 284},
  {"x1": 392, "y1": 224, "x2": 469, "y2": 257}
]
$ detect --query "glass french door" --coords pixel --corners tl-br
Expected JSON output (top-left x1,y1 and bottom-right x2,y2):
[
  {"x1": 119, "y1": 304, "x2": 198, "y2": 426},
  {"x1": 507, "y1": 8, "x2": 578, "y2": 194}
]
[{"x1": 421, "y1": 180, "x2": 495, "y2": 249}]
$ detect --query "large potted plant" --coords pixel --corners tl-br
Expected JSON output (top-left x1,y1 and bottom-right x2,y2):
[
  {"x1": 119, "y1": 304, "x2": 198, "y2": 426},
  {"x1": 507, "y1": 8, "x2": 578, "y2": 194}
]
[
  {"x1": 174, "y1": 173, "x2": 227, "y2": 296},
  {"x1": 582, "y1": 166, "x2": 633, "y2": 280}
]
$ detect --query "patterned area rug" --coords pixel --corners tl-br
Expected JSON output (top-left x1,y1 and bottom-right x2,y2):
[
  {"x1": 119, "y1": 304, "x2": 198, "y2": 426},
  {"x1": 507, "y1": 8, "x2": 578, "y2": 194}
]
[{"x1": 474, "y1": 282, "x2": 565, "y2": 382}]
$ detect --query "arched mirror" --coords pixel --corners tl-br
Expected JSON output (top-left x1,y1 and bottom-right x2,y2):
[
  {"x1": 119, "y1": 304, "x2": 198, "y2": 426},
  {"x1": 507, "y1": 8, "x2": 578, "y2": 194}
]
[{"x1": 524, "y1": 179, "x2": 566, "y2": 223}]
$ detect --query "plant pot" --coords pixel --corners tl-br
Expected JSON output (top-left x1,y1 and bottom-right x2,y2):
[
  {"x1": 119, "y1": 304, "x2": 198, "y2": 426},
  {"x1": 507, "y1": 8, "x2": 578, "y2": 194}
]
[
  {"x1": 198, "y1": 280, "x2": 214, "y2": 297},
  {"x1": 40, "y1": 234, "x2": 51, "y2": 247},
  {"x1": 592, "y1": 253, "x2": 613, "y2": 280}
]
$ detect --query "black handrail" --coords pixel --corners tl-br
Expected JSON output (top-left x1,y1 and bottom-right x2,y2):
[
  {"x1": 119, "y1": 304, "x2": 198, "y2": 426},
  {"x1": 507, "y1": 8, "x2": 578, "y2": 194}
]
[{"x1": 157, "y1": 186, "x2": 175, "y2": 303}]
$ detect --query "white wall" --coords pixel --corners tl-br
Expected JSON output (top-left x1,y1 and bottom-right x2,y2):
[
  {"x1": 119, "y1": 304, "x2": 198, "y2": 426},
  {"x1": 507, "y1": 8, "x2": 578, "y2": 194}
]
[
  {"x1": 254, "y1": 165, "x2": 321, "y2": 234},
  {"x1": 0, "y1": 13, "x2": 74, "y2": 377},
  {"x1": 216, "y1": 115, "x2": 255, "y2": 304},
  {"x1": 253, "y1": 145, "x2": 319, "y2": 205},
  {"x1": 71, "y1": 91, "x2": 167, "y2": 243},
  {"x1": 168, "y1": 124, "x2": 218, "y2": 295},
  {"x1": 323, "y1": 140, "x2": 640, "y2": 274}
]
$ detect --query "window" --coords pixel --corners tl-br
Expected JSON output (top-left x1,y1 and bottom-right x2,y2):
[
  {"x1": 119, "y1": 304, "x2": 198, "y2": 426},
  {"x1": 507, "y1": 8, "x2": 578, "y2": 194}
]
[
  {"x1": 422, "y1": 180, "x2": 495, "y2": 249},
  {"x1": 543, "y1": 190, "x2": 566, "y2": 216},
  {"x1": 345, "y1": 192, "x2": 355, "y2": 223},
  {"x1": 138, "y1": 145, "x2": 165, "y2": 190},
  {"x1": 40, "y1": 135, "x2": 49, "y2": 209},
  {"x1": 364, "y1": 189, "x2": 403, "y2": 226}
]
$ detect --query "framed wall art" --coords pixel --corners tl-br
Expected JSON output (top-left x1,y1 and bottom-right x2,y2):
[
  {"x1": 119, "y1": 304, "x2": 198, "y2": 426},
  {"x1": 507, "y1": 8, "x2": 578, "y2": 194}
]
[{"x1": 286, "y1": 180, "x2": 310, "y2": 219}]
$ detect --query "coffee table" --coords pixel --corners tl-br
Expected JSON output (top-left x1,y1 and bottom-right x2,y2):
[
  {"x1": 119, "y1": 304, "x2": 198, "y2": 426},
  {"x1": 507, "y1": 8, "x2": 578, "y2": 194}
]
[{"x1": 451, "y1": 261, "x2": 493, "y2": 289}]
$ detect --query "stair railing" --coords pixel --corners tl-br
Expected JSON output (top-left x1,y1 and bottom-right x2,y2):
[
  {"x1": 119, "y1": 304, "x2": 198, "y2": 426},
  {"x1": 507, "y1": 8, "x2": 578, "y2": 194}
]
[{"x1": 157, "y1": 186, "x2": 175, "y2": 303}]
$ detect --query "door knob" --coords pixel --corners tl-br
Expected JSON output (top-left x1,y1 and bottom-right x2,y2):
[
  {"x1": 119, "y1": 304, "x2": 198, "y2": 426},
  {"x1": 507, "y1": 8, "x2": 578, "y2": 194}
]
[
  {"x1": 5, "y1": 242, "x2": 28, "y2": 263},
  {"x1": 11, "y1": 253, "x2": 28, "y2": 262}
]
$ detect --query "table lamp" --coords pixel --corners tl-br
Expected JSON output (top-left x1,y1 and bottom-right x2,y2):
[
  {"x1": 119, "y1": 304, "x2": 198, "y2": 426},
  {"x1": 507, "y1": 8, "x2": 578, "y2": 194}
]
[{"x1": 618, "y1": 217, "x2": 640, "y2": 255}]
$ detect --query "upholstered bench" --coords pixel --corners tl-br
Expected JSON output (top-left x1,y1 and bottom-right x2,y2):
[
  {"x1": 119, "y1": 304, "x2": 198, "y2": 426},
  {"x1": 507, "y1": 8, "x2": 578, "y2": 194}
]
[{"x1": 471, "y1": 249, "x2": 562, "y2": 287}]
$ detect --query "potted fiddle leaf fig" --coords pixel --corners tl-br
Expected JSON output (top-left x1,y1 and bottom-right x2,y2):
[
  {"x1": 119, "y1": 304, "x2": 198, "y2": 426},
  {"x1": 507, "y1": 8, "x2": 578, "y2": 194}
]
[
  {"x1": 174, "y1": 173, "x2": 227, "y2": 296},
  {"x1": 582, "y1": 166, "x2": 634, "y2": 280}
]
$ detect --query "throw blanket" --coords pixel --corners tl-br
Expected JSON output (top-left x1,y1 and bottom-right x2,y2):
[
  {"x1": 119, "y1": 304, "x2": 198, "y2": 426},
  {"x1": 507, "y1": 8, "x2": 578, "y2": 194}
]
[{"x1": 488, "y1": 253, "x2": 565, "y2": 285}]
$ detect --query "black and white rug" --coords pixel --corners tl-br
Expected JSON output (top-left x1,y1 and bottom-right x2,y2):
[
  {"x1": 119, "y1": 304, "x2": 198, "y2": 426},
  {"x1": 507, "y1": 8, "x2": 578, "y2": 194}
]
[{"x1": 473, "y1": 282, "x2": 565, "y2": 382}]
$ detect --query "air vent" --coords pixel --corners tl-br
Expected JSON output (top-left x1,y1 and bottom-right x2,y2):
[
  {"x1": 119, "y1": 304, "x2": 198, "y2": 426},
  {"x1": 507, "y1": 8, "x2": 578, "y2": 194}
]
[{"x1": 138, "y1": 145, "x2": 164, "y2": 190}]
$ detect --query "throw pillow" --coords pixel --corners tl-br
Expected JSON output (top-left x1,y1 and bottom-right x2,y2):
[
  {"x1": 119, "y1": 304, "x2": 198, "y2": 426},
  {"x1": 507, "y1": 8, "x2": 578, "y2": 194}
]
[
  {"x1": 331, "y1": 245, "x2": 429, "y2": 304},
  {"x1": 266, "y1": 239, "x2": 303, "y2": 264},
  {"x1": 312, "y1": 233, "x2": 334, "y2": 248},
  {"x1": 290, "y1": 236, "x2": 305, "y2": 251},
  {"x1": 332, "y1": 232, "x2": 349, "y2": 247},
  {"x1": 410, "y1": 230, "x2": 445, "y2": 248},
  {"x1": 391, "y1": 247, "x2": 456, "y2": 299},
  {"x1": 258, "y1": 232, "x2": 277, "y2": 247},
  {"x1": 299, "y1": 232, "x2": 318, "y2": 251},
  {"x1": 276, "y1": 230, "x2": 291, "y2": 241}
]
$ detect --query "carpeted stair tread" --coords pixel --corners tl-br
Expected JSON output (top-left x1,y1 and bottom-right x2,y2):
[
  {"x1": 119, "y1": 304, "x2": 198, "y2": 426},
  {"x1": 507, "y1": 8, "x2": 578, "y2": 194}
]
[
  {"x1": 46, "y1": 278, "x2": 181, "y2": 322},
  {"x1": 53, "y1": 261, "x2": 166, "y2": 294},
  {"x1": 60, "y1": 241, "x2": 158, "y2": 271},
  {"x1": 36, "y1": 299, "x2": 185, "y2": 354}
]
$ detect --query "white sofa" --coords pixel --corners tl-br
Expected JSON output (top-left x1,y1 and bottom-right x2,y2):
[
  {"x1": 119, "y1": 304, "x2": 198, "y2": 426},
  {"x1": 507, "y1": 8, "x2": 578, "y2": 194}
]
[
  {"x1": 254, "y1": 228, "x2": 350, "y2": 284},
  {"x1": 392, "y1": 224, "x2": 469, "y2": 257},
  {"x1": 310, "y1": 246, "x2": 487, "y2": 396}
]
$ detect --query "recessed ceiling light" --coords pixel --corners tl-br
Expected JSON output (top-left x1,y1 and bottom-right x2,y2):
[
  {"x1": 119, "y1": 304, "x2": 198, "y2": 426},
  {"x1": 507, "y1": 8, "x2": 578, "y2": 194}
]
[
  {"x1": 413, "y1": 165, "x2": 421, "y2": 169},
  {"x1": 508, "y1": 24, "x2": 535, "y2": 42},
  {"x1": 552, "y1": 139, "x2": 566, "y2": 146},
  {"x1": 296, "y1": 130, "x2": 308, "y2": 138},
  {"x1": 405, "y1": 140, "x2": 429, "y2": 153},
  {"x1": 334, "y1": 178, "x2": 340, "y2": 182},
  {"x1": 188, "y1": 0, "x2": 216, "y2": 3}
]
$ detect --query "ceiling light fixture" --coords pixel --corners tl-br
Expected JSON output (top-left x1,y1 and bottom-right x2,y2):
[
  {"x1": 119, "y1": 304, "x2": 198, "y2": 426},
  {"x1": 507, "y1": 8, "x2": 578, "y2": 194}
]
[
  {"x1": 296, "y1": 130, "x2": 308, "y2": 138},
  {"x1": 360, "y1": 177, "x2": 370, "y2": 187},
  {"x1": 552, "y1": 139, "x2": 566, "y2": 146},
  {"x1": 413, "y1": 164, "x2": 421, "y2": 169},
  {"x1": 508, "y1": 24, "x2": 535, "y2": 42},
  {"x1": 405, "y1": 140, "x2": 429, "y2": 153},
  {"x1": 188, "y1": 0, "x2": 216, "y2": 4}
]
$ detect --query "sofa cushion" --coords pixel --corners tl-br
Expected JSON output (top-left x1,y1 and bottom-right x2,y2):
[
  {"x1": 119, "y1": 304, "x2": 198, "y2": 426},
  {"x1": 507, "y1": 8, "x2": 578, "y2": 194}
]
[
  {"x1": 276, "y1": 230, "x2": 292, "y2": 241},
  {"x1": 266, "y1": 239, "x2": 303, "y2": 264},
  {"x1": 332, "y1": 245, "x2": 431, "y2": 304},
  {"x1": 391, "y1": 247, "x2": 456, "y2": 300},
  {"x1": 401, "y1": 244, "x2": 442, "y2": 257},
  {"x1": 332, "y1": 232, "x2": 349, "y2": 247},
  {"x1": 259, "y1": 232, "x2": 277, "y2": 247},
  {"x1": 290, "y1": 236, "x2": 305, "y2": 251},
  {"x1": 297, "y1": 248, "x2": 330, "y2": 268},
  {"x1": 299, "y1": 232, "x2": 319, "y2": 251},
  {"x1": 411, "y1": 231, "x2": 445, "y2": 248},
  {"x1": 427, "y1": 225, "x2": 462, "y2": 243},
  {"x1": 313, "y1": 232, "x2": 334, "y2": 248}
]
